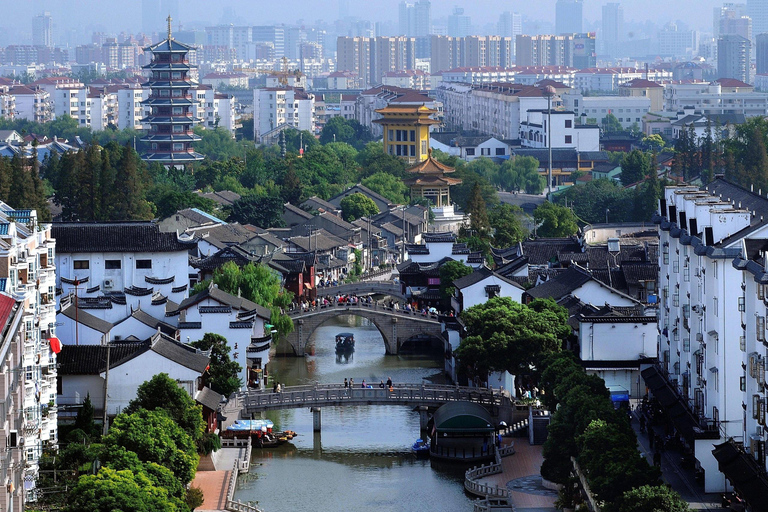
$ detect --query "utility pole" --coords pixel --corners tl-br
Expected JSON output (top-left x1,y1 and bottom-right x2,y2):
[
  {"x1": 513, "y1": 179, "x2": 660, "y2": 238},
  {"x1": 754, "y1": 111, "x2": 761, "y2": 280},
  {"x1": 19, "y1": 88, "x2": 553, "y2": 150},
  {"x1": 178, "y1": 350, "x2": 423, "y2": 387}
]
[
  {"x1": 103, "y1": 343, "x2": 111, "y2": 436},
  {"x1": 544, "y1": 85, "x2": 556, "y2": 199}
]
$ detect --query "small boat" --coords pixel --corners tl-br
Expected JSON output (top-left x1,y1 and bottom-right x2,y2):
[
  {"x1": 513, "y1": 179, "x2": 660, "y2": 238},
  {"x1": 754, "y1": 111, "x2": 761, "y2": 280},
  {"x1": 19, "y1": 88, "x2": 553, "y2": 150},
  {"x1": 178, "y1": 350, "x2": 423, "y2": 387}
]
[
  {"x1": 335, "y1": 332, "x2": 355, "y2": 353},
  {"x1": 224, "y1": 419, "x2": 297, "y2": 448},
  {"x1": 412, "y1": 438, "x2": 430, "y2": 458}
]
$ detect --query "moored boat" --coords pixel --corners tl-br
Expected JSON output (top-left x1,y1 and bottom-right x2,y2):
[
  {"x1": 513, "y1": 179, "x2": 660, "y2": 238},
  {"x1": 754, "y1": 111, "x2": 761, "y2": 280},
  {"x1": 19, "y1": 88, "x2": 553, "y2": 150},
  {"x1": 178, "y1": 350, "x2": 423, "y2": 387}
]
[
  {"x1": 412, "y1": 438, "x2": 430, "y2": 457},
  {"x1": 224, "y1": 419, "x2": 297, "y2": 448}
]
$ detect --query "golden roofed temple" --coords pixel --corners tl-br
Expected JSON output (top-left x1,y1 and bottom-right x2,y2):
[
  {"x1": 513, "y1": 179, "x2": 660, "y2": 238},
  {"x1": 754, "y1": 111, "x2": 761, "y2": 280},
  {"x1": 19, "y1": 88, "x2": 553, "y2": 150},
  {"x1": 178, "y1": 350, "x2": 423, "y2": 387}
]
[
  {"x1": 373, "y1": 104, "x2": 440, "y2": 164},
  {"x1": 403, "y1": 149, "x2": 462, "y2": 208}
]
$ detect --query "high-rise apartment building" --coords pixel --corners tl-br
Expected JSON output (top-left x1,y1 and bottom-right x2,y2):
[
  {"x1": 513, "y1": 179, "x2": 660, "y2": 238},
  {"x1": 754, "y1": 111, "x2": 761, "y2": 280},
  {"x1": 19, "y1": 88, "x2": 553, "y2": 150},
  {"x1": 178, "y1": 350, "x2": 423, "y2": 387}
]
[
  {"x1": 336, "y1": 36, "x2": 415, "y2": 85},
  {"x1": 715, "y1": 3, "x2": 748, "y2": 36},
  {"x1": 32, "y1": 12, "x2": 53, "y2": 48},
  {"x1": 718, "y1": 34, "x2": 751, "y2": 83},
  {"x1": 253, "y1": 26, "x2": 286, "y2": 59},
  {"x1": 601, "y1": 3, "x2": 624, "y2": 57},
  {"x1": 556, "y1": 0, "x2": 583, "y2": 35},
  {"x1": 657, "y1": 23, "x2": 699, "y2": 57},
  {"x1": 748, "y1": 0, "x2": 768, "y2": 38},
  {"x1": 399, "y1": 1, "x2": 431, "y2": 37},
  {"x1": 516, "y1": 33, "x2": 595, "y2": 69},
  {"x1": 463, "y1": 36, "x2": 514, "y2": 68},
  {"x1": 497, "y1": 11, "x2": 522, "y2": 55},
  {"x1": 447, "y1": 8, "x2": 471, "y2": 37},
  {"x1": 337, "y1": 36, "x2": 372, "y2": 85},
  {"x1": 430, "y1": 35, "x2": 462, "y2": 73},
  {"x1": 757, "y1": 33, "x2": 768, "y2": 74}
]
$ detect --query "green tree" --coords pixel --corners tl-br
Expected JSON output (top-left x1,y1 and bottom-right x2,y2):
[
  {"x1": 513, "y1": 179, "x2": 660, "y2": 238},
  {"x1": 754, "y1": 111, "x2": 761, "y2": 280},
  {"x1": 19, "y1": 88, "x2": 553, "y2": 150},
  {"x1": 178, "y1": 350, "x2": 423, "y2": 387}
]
[
  {"x1": 64, "y1": 468, "x2": 180, "y2": 512},
  {"x1": 361, "y1": 171, "x2": 408, "y2": 204},
  {"x1": 207, "y1": 262, "x2": 294, "y2": 339},
  {"x1": 641, "y1": 134, "x2": 665, "y2": 152},
  {"x1": 533, "y1": 202, "x2": 579, "y2": 237},
  {"x1": 228, "y1": 195, "x2": 286, "y2": 228},
  {"x1": 191, "y1": 333, "x2": 242, "y2": 397},
  {"x1": 320, "y1": 117, "x2": 373, "y2": 149},
  {"x1": 616, "y1": 485, "x2": 691, "y2": 512},
  {"x1": 74, "y1": 393, "x2": 99, "y2": 438},
  {"x1": 452, "y1": 169, "x2": 499, "y2": 211},
  {"x1": 124, "y1": 373, "x2": 205, "y2": 444},
  {"x1": 578, "y1": 419, "x2": 660, "y2": 505},
  {"x1": 356, "y1": 141, "x2": 407, "y2": 178},
  {"x1": 620, "y1": 149, "x2": 650, "y2": 186},
  {"x1": 439, "y1": 259, "x2": 473, "y2": 306},
  {"x1": 340, "y1": 192, "x2": 379, "y2": 221},
  {"x1": 465, "y1": 182, "x2": 490, "y2": 235},
  {"x1": 489, "y1": 203, "x2": 528, "y2": 247},
  {"x1": 454, "y1": 297, "x2": 568, "y2": 381},
  {"x1": 497, "y1": 156, "x2": 545, "y2": 194},
  {"x1": 102, "y1": 409, "x2": 198, "y2": 485},
  {"x1": 602, "y1": 113, "x2": 623, "y2": 133}
]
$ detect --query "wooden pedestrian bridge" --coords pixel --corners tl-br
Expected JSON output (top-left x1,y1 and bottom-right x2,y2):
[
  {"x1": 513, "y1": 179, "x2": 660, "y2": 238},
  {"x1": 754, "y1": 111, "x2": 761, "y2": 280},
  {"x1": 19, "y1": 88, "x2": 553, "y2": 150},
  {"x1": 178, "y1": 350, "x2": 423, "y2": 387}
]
[
  {"x1": 237, "y1": 383, "x2": 515, "y2": 431},
  {"x1": 283, "y1": 300, "x2": 443, "y2": 356}
]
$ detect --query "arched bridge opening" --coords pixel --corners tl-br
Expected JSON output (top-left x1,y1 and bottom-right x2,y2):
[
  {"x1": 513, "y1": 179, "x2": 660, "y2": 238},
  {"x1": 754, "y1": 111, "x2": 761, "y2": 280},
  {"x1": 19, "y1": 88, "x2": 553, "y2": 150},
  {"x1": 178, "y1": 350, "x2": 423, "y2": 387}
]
[{"x1": 280, "y1": 303, "x2": 443, "y2": 356}]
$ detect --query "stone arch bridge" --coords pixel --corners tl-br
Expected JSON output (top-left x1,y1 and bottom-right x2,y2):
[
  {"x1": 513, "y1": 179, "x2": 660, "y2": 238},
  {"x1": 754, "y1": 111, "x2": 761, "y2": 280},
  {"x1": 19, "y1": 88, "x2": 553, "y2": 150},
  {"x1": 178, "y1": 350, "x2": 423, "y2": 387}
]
[
  {"x1": 316, "y1": 280, "x2": 406, "y2": 301},
  {"x1": 283, "y1": 302, "x2": 443, "y2": 356}
]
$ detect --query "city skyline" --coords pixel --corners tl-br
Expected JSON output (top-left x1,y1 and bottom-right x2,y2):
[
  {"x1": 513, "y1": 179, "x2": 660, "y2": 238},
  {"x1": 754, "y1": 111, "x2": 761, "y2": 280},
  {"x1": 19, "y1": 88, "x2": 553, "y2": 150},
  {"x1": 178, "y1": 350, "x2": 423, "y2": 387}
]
[{"x1": 0, "y1": 0, "x2": 735, "y2": 44}]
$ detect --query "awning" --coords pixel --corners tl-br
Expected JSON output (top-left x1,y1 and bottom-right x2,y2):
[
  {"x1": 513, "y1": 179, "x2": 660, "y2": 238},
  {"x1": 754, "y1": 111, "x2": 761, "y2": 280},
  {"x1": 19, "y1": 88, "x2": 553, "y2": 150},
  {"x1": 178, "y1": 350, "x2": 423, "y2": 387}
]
[
  {"x1": 641, "y1": 366, "x2": 699, "y2": 443},
  {"x1": 48, "y1": 337, "x2": 61, "y2": 354},
  {"x1": 713, "y1": 440, "x2": 768, "y2": 512}
]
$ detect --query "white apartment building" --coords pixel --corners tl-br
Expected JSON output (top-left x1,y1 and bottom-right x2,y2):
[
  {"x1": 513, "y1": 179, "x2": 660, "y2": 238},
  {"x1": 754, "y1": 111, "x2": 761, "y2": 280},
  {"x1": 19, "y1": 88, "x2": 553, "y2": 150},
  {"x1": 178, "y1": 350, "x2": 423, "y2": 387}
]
[
  {"x1": 653, "y1": 179, "x2": 768, "y2": 496},
  {"x1": 253, "y1": 87, "x2": 315, "y2": 142},
  {"x1": 561, "y1": 93, "x2": 651, "y2": 130},
  {"x1": 86, "y1": 89, "x2": 118, "y2": 131},
  {"x1": 0, "y1": 293, "x2": 25, "y2": 512},
  {"x1": 0, "y1": 91, "x2": 16, "y2": 120},
  {"x1": 572, "y1": 67, "x2": 672, "y2": 93},
  {"x1": 519, "y1": 109, "x2": 600, "y2": 151},
  {"x1": 664, "y1": 79, "x2": 768, "y2": 117},
  {"x1": 435, "y1": 82, "x2": 551, "y2": 140},
  {"x1": 8, "y1": 86, "x2": 51, "y2": 123},
  {"x1": 201, "y1": 72, "x2": 249, "y2": 89},
  {"x1": 440, "y1": 66, "x2": 518, "y2": 85},
  {"x1": 382, "y1": 70, "x2": 431, "y2": 90},
  {"x1": 0, "y1": 206, "x2": 57, "y2": 502},
  {"x1": 192, "y1": 86, "x2": 239, "y2": 136},
  {"x1": 116, "y1": 85, "x2": 149, "y2": 131}
]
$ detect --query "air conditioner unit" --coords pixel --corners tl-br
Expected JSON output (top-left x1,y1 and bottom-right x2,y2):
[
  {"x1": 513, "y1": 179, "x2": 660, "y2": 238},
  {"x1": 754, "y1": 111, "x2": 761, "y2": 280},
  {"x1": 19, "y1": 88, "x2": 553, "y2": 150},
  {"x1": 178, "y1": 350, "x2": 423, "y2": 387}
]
[
  {"x1": 103, "y1": 279, "x2": 114, "y2": 289},
  {"x1": 696, "y1": 333, "x2": 703, "y2": 342}
]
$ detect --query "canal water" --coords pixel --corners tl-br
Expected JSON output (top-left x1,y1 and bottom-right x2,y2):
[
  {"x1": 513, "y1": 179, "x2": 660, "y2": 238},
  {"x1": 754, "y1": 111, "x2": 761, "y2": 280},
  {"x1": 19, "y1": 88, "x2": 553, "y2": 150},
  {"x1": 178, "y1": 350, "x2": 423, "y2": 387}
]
[{"x1": 234, "y1": 315, "x2": 476, "y2": 512}]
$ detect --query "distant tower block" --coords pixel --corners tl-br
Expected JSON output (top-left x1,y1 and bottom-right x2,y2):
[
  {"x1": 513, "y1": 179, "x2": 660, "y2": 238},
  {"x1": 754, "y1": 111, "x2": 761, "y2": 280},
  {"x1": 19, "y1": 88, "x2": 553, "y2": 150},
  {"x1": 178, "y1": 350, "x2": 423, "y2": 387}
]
[{"x1": 141, "y1": 16, "x2": 204, "y2": 168}]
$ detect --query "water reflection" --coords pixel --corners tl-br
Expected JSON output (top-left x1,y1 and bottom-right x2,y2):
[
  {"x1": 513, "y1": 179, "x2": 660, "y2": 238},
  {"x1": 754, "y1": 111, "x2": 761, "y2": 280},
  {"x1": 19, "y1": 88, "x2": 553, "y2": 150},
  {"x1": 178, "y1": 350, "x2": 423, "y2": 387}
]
[{"x1": 234, "y1": 315, "x2": 474, "y2": 512}]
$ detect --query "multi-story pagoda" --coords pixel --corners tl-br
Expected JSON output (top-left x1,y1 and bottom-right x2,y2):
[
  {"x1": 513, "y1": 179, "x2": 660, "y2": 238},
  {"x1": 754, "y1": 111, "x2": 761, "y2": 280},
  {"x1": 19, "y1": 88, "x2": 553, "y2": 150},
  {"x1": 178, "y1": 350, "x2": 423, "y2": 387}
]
[{"x1": 141, "y1": 16, "x2": 204, "y2": 167}]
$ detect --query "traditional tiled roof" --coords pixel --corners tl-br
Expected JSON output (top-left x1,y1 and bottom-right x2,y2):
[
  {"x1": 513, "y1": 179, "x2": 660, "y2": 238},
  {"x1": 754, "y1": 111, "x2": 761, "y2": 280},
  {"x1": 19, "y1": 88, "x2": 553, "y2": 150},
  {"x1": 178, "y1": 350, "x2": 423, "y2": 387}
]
[
  {"x1": 453, "y1": 265, "x2": 525, "y2": 290},
  {"x1": 301, "y1": 196, "x2": 338, "y2": 213},
  {"x1": 523, "y1": 265, "x2": 593, "y2": 300},
  {"x1": 149, "y1": 333, "x2": 210, "y2": 373},
  {"x1": 172, "y1": 283, "x2": 271, "y2": 319},
  {"x1": 58, "y1": 343, "x2": 148, "y2": 375},
  {"x1": 59, "y1": 303, "x2": 113, "y2": 333},
  {"x1": 522, "y1": 237, "x2": 583, "y2": 266},
  {"x1": 189, "y1": 223, "x2": 258, "y2": 250},
  {"x1": 114, "y1": 308, "x2": 176, "y2": 336},
  {"x1": 284, "y1": 202, "x2": 314, "y2": 221},
  {"x1": 53, "y1": 222, "x2": 197, "y2": 253},
  {"x1": 190, "y1": 246, "x2": 259, "y2": 271},
  {"x1": 195, "y1": 386, "x2": 224, "y2": 411}
]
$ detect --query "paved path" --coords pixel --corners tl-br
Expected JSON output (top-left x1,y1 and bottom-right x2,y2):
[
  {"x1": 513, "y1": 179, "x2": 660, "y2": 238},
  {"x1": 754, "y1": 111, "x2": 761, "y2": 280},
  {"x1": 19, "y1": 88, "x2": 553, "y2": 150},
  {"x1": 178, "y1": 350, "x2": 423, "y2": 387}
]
[
  {"x1": 192, "y1": 469, "x2": 231, "y2": 512},
  {"x1": 630, "y1": 412, "x2": 726, "y2": 512},
  {"x1": 476, "y1": 440, "x2": 557, "y2": 512}
]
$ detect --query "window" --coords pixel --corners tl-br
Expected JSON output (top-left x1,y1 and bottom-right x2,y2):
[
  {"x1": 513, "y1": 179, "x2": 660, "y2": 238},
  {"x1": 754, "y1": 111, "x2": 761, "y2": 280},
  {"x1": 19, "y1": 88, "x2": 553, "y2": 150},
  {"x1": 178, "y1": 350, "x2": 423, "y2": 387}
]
[
  {"x1": 673, "y1": 260, "x2": 679, "y2": 273},
  {"x1": 136, "y1": 259, "x2": 152, "y2": 269},
  {"x1": 496, "y1": 147, "x2": 505, "y2": 155},
  {"x1": 739, "y1": 296, "x2": 746, "y2": 312},
  {"x1": 105, "y1": 260, "x2": 121, "y2": 270},
  {"x1": 410, "y1": 130, "x2": 416, "y2": 142},
  {"x1": 565, "y1": 119, "x2": 572, "y2": 128},
  {"x1": 713, "y1": 261, "x2": 718, "y2": 279},
  {"x1": 565, "y1": 135, "x2": 572, "y2": 144},
  {"x1": 73, "y1": 260, "x2": 89, "y2": 270},
  {"x1": 466, "y1": 148, "x2": 475, "y2": 156},
  {"x1": 421, "y1": 140, "x2": 427, "y2": 155}
]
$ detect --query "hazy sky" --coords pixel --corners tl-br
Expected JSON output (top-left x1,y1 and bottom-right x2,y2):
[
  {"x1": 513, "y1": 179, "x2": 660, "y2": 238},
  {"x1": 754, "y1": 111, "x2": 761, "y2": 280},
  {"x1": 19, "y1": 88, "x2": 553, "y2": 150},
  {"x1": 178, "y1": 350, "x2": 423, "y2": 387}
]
[{"x1": 0, "y1": 0, "x2": 725, "y2": 40}]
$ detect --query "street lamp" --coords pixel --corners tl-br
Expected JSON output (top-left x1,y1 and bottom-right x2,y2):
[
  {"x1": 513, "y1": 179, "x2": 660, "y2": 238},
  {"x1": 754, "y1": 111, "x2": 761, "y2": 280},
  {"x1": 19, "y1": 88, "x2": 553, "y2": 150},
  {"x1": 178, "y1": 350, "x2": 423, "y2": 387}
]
[
  {"x1": 543, "y1": 85, "x2": 557, "y2": 199},
  {"x1": 605, "y1": 208, "x2": 610, "y2": 224}
]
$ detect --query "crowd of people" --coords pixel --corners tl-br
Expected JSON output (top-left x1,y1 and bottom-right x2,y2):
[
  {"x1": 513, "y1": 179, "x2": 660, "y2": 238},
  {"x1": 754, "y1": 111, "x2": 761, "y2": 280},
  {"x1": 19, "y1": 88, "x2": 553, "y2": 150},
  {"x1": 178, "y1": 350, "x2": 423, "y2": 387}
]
[
  {"x1": 289, "y1": 294, "x2": 453, "y2": 318},
  {"x1": 344, "y1": 376, "x2": 394, "y2": 391}
]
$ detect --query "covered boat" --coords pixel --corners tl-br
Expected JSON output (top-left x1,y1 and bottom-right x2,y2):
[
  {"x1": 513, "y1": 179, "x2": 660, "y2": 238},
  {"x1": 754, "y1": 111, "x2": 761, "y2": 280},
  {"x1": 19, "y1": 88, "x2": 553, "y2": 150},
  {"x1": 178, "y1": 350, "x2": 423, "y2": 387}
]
[
  {"x1": 335, "y1": 332, "x2": 355, "y2": 353},
  {"x1": 412, "y1": 438, "x2": 430, "y2": 458}
]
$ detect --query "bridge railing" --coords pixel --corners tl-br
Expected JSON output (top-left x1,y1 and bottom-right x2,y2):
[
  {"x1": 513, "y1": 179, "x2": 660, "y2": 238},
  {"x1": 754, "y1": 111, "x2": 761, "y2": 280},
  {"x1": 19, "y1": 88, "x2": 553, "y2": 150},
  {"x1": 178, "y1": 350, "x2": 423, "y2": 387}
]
[
  {"x1": 287, "y1": 300, "x2": 443, "y2": 321},
  {"x1": 241, "y1": 383, "x2": 510, "y2": 412}
]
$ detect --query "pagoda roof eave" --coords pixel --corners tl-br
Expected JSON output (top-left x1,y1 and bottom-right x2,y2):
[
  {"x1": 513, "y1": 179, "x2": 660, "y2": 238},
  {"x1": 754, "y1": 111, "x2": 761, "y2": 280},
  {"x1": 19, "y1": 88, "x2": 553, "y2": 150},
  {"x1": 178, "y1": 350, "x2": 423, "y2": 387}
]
[{"x1": 405, "y1": 154, "x2": 457, "y2": 175}]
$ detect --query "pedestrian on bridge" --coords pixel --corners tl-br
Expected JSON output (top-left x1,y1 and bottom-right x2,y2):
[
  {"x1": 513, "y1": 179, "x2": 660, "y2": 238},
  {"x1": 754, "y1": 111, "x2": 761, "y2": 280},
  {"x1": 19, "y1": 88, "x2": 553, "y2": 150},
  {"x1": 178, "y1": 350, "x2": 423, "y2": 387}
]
[
  {"x1": 387, "y1": 377, "x2": 393, "y2": 388},
  {"x1": 362, "y1": 379, "x2": 366, "y2": 388},
  {"x1": 344, "y1": 378, "x2": 348, "y2": 389}
]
